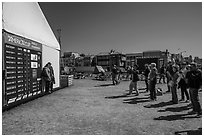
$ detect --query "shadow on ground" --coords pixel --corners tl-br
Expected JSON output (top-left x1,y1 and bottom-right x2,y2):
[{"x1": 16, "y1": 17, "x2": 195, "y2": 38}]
[
  {"x1": 144, "y1": 101, "x2": 174, "y2": 108},
  {"x1": 105, "y1": 94, "x2": 130, "y2": 99},
  {"x1": 123, "y1": 96, "x2": 151, "y2": 104},
  {"x1": 174, "y1": 128, "x2": 202, "y2": 135},
  {"x1": 154, "y1": 113, "x2": 201, "y2": 121},
  {"x1": 95, "y1": 83, "x2": 114, "y2": 87},
  {"x1": 158, "y1": 104, "x2": 191, "y2": 112}
]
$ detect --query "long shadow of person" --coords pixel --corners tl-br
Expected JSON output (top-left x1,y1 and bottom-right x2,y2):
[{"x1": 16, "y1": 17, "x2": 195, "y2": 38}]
[
  {"x1": 123, "y1": 96, "x2": 150, "y2": 104},
  {"x1": 174, "y1": 128, "x2": 202, "y2": 135},
  {"x1": 105, "y1": 93, "x2": 134, "y2": 99},
  {"x1": 158, "y1": 104, "x2": 192, "y2": 112},
  {"x1": 144, "y1": 100, "x2": 174, "y2": 108},
  {"x1": 154, "y1": 113, "x2": 201, "y2": 121}
]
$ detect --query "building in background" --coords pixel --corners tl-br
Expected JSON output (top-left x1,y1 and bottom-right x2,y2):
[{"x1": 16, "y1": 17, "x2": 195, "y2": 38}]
[
  {"x1": 96, "y1": 51, "x2": 126, "y2": 71},
  {"x1": 60, "y1": 52, "x2": 80, "y2": 68},
  {"x1": 126, "y1": 53, "x2": 143, "y2": 66},
  {"x1": 125, "y1": 50, "x2": 170, "y2": 72}
]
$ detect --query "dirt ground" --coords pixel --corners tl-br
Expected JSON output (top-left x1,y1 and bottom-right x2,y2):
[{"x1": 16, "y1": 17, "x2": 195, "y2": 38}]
[{"x1": 2, "y1": 78, "x2": 202, "y2": 135}]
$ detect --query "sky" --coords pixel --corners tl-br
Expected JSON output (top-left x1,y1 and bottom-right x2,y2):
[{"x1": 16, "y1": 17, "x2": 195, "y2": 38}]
[{"x1": 39, "y1": 2, "x2": 202, "y2": 58}]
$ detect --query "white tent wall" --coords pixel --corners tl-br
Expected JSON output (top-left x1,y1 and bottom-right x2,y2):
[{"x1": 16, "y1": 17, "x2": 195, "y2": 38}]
[
  {"x1": 2, "y1": 2, "x2": 60, "y2": 50},
  {"x1": 42, "y1": 45, "x2": 60, "y2": 89}
]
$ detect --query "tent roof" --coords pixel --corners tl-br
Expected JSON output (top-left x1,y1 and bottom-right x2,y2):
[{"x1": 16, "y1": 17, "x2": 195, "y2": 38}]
[{"x1": 2, "y1": 2, "x2": 60, "y2": 50}]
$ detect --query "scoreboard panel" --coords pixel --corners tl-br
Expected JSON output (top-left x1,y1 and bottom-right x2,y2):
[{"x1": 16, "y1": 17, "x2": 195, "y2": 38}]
[{"x1": 3, "y1": 32, "x2": 42, "y2": 106}]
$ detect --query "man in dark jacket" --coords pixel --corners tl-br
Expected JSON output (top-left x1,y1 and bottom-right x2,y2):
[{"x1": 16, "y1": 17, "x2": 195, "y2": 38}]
[
  {"x1": 41, "y1": 63, "x2": 51, "y2": 93},
  {"x1": 186, "y1": 62, "x2": 202, "y2": 117},
  {"x1": 47, "y1": 62, "x2": 55, "y2": 93}
]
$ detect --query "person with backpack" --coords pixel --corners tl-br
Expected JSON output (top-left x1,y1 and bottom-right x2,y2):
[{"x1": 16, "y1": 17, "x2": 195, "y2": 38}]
[
  {"x1": 41, "y1": 63, "x2": 51, "y2": 94},
  {"x1": 186, "y1": 62, "x2": 202, "y2": 117}
]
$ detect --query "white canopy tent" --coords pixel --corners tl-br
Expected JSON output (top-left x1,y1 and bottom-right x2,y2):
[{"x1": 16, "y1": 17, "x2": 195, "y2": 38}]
[{"x1": 2, "y1": 2, "x2": 61, "y2": 88}]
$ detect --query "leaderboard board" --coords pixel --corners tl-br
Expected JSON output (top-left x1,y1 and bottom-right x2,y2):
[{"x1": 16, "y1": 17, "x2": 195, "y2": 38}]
[{"x1": 2, "y1": 31, "x2": 42, "y2": 106}]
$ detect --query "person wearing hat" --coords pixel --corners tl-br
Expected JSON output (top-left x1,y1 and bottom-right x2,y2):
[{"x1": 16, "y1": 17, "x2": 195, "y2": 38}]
[
  {"x1": 128, "y1": 64, "x2": 139, "y2": 95},
  {"x1": 186, "y1": 62, "x2": 202, "y2": 117},
  {"x1": 148, "y1": 63, "x2": 157, "y2": 101},
  {"x1": 169, "y1": 64, "x2": 180, "y2": 104}
]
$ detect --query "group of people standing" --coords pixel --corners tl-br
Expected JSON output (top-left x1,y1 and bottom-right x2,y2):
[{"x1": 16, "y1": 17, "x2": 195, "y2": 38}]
[
  {"x1": 124, "y1": 63, "x2": 158, "y2": 101},
  {"x1": 165, "y1": 61, "x2": 202, "y2": 116},
  {"x1": 116, "y1": 60, "x2": 202, "y2": 117},
  {"x1": 41, "y1": 62, "x2": 55, "y2": 94}
]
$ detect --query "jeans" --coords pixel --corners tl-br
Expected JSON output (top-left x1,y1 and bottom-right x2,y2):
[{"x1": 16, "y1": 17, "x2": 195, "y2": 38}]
[
  {"x1": 149, "y1": 81, "x2": 156, "y2": 100},
  {"x1": 189, "y1": 88, "x2": 202, "y2": 114},
  {"x1": 180, "y1": 86, "x2": 189, "y2": 100},
  {"x1": 171, "y1": 84, "x2": 178, "y2": 103}
]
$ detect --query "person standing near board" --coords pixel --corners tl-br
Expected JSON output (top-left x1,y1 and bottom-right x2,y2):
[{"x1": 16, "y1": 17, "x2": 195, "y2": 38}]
[
  {"x1": 41, "y1": 63, "x2": 51, "y2": 93},
  {"x1": 47, "y1": 62, "x2": 55, "y2": 93}
]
